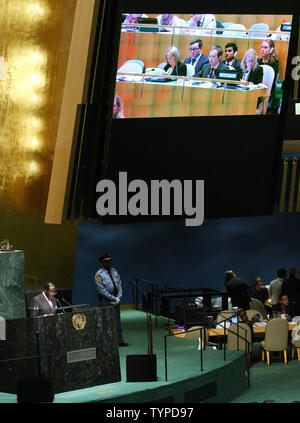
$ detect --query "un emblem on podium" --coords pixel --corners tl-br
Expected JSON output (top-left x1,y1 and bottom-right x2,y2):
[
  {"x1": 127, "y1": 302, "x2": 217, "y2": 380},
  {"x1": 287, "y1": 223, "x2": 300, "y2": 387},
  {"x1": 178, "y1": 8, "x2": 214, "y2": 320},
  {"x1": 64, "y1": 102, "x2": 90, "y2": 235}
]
[{"x1": 72, "y1": 313, "x2": 87, "y2": 330}]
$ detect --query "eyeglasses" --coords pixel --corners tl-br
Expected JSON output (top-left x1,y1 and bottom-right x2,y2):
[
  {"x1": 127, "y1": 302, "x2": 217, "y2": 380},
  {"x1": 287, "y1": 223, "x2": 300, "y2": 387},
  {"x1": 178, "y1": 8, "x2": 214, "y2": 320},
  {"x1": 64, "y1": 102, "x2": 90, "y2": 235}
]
[{"x1": 189, "y1": 47, "x2": 200, "y2": 51}]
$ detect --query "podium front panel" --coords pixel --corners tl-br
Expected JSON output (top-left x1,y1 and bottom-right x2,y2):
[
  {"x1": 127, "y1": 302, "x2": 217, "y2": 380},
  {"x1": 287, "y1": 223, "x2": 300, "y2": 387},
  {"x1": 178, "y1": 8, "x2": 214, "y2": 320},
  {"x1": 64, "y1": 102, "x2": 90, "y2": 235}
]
[{"x1": 0, "y1": 307, "x2": 121, "y2": 394}]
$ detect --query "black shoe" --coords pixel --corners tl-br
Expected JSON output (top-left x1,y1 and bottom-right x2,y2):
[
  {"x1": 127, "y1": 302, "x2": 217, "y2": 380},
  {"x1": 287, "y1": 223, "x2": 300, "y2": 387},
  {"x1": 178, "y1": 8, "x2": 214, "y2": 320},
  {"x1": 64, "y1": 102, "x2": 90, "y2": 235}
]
[{"x1": 119, "y1": 341, "x2": 128, "y2": 347}]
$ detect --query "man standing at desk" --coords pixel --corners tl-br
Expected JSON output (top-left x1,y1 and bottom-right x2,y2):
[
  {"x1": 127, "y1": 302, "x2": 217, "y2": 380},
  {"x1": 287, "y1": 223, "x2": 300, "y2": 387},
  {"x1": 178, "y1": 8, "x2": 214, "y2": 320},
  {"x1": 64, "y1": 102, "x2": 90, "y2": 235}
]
[
  {"x1": 195, "y1": 45, "x2": 225, "y2": 79},
  {"x1": 224, "y1": 270, "x2": 251, "y2": 310},
  {"x1": 95, "y1": 253, "x2": 128, "y2": 347},
  {"x1": 29, "y1": 282, "x2": 57, "y2": 317},
  {"x1": 183, "y1": 38, "x2": 208, "y2": 75}
]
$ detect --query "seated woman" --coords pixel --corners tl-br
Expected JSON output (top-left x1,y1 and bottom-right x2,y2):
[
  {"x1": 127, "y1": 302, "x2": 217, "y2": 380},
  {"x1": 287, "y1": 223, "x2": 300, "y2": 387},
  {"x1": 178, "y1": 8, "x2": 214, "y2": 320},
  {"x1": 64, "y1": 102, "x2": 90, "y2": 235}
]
[
  {"x1": 163, "y1": 46, "x2": 187, "y2": 76},
  {"x1": 258, "y1": 39, "x2": 279, "y2": 80},
  {"x1": 240, "y1": 48, "x2": 263, "y2": 84},
  {"x1": 257, "y1": 39, "x2": 280, "y2": 113}
]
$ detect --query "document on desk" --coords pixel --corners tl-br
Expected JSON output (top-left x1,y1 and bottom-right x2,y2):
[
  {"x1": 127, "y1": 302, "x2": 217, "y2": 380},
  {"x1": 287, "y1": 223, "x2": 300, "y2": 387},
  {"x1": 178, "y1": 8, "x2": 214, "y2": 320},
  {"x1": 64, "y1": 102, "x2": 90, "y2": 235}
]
[
  {"x1": 253, "y1": 321, "x2": 267, "y2": 327},
  {"x1": 216, "y1": 322, "x2": 230, "y2": 329}
]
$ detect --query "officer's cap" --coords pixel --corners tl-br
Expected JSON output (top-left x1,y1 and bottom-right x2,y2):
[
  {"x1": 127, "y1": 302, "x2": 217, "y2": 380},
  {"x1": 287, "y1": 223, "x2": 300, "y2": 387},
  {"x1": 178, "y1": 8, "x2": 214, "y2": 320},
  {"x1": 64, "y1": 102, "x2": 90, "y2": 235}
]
[{"x1": 99, "y1": 252, "x2": 112, "y2": 262}]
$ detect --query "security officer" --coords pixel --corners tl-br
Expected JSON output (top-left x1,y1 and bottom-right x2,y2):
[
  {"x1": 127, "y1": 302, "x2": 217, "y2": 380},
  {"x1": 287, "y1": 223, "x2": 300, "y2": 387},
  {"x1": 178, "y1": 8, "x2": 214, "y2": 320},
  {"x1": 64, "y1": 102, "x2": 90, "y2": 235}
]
[{"x1": 95, "y1": 253, "x2": 128, "y2": 346}]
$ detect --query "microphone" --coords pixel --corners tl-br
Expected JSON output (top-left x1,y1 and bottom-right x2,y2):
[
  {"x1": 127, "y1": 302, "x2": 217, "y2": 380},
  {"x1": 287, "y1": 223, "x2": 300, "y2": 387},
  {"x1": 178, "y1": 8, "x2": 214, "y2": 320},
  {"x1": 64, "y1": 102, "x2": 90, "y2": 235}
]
[
  {"x1": 62, "y1": 297, "x2": 72, "y2": 307},
  {"x1": 56, "y1": 297, "x2": 66, "y2": 314},
  {"x1": 54, "y1": 291, "x2": 66, "y2": 314},
  {"x1": 198, "y1": 16, "x2": 214, "y2": 28}
]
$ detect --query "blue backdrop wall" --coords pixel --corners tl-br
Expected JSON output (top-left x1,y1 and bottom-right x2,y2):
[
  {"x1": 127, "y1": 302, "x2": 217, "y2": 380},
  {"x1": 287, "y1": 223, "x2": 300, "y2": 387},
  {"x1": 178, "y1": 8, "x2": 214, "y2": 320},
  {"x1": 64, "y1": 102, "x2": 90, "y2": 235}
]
[{"x1": 72, "y1": 213, "x2": 300, "y2": 306}]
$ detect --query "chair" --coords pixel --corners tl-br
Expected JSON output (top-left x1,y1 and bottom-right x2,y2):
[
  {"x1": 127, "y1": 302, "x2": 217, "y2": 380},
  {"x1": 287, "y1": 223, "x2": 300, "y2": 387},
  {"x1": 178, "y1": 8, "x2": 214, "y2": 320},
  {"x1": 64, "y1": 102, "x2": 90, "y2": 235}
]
[
  {"x1": 227, "y1": 323, "x2": 252, "y2": 353},
  {"x1": 221, "y1": 22, "x2": 234, "y2": 28},
  {"x1": 249, "y1": 297, "x2": 268, "y2": 320},
  {"x1": 185, "y1": 326, "x2": 209, "y2": 350},
  {"x1": 214, "y1": 310, "x2": 237, "y2": 349},
  {"x1": 185, "y1": 63, "x2": 195, "y2": 77},
  {"x1": 256, "y1": 65, "x2": 275, "y2": 115},
  {"x1": 216, "y1": 310, "x2": 236, "y2": 324},
  {"x1": 215, "y1": 21, "x2": 224, "y2": 35},
  {"x1": 261, "y1": 318, "x2": 289, "y2": 366},
  {"x1": 117, "y1": 59, "x2": 145, "y2": 74},
  {"x1": 246, "y1": 309, "x2": 264, "y2": 322},
  {"x1": 145, "y1": 67, "x2": 164, "y2": 76},
  {"x1": 291, "y1": 322, "x2": 300, "y2": 361},
  {"x1": 223, "y1": 24, "x2": 247, "y2": 38},
  {"x1": 249, "y1": 23, "x2": 269, "y2": 39}
]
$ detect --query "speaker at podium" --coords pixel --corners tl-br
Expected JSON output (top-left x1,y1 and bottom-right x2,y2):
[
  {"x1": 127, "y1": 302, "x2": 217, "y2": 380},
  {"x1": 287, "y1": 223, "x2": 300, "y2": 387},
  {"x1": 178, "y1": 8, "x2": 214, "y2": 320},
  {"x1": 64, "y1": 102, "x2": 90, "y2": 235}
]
[{"x1": 0, "y1": 307, "x2": 121, "y2": 395}]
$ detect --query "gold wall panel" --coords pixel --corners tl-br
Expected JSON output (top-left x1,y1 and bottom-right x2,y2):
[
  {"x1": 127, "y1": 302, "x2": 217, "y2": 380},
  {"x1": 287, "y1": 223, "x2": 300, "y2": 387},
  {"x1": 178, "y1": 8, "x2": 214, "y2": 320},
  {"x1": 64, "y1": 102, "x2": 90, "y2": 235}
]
[
  {"x1": 45, "y1": 0, "x2": 99, "y2": 224},
  {"x1": 0, "y1": 0, "x2": 79, "y2": 291}
]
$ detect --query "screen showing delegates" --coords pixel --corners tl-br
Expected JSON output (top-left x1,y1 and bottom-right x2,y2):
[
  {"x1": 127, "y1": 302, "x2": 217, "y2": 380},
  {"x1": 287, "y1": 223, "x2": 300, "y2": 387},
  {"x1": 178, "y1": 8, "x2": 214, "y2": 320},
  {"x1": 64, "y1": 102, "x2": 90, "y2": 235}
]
[{"x1": 113, "y1": 13, "x2": 292, "y2": 118}]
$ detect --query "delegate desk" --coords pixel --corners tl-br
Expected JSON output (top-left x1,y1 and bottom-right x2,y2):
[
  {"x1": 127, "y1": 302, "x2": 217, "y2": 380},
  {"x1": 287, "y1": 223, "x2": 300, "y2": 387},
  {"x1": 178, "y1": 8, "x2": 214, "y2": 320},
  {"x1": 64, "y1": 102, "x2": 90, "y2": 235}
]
[
  {"x1": 208, "y1": 321, "x2": 297, "y2": 337},
  {"x1": 115, "y1": 75, "x2": 267, "y2": 117},
  {"x1": 171, "y1": 321, "x2": 297, "y2": 338},
  {"x1": 118, "y1": 30, "x2": 289, "y2": 81}
]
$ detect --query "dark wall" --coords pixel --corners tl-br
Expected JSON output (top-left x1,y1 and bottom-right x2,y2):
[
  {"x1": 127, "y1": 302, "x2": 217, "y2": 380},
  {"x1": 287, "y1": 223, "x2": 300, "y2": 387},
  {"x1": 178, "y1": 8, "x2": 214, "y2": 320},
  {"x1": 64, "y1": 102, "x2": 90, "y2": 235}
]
[{"x1": 72, "y1": 213, "x2": 300, "y2": 306}]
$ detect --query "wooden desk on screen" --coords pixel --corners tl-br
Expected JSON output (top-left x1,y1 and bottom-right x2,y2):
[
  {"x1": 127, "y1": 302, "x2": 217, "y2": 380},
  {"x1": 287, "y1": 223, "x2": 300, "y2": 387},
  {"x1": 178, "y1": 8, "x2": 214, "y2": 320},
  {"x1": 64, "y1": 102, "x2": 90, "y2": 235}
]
[
  {"x1": 118, "y1": 32, "x2": 289, "y2": 81},
  {"x1": 115, "y1": 79, "x2": 267, "y2": 118}
]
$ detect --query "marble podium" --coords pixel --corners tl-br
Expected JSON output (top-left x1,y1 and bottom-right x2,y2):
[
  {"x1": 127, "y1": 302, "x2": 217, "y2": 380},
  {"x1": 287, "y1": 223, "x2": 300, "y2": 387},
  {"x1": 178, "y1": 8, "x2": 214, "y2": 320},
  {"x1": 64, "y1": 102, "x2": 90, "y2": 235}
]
[
  {"x1": 0, "y1": 250, "x2": 26, "y2": 320},
  {"x1": 0, "y1": 307, "x2": 121, "y2": 394}
]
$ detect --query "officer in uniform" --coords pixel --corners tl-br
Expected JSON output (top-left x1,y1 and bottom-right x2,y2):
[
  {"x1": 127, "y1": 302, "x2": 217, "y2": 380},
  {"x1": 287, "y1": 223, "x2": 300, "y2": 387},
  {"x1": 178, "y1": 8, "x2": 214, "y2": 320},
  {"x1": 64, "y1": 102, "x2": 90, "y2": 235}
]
[{"x1": 95, "y1": 253, "x2": 128, "y2": 346}]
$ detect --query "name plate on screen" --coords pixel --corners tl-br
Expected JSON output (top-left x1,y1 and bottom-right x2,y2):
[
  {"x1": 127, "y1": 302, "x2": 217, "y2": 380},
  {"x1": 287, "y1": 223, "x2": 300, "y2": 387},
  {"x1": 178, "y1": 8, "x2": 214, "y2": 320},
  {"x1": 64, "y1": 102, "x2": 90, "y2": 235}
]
[{"x1": 67, "y1": 347, "x2": 96, "y2": 364}]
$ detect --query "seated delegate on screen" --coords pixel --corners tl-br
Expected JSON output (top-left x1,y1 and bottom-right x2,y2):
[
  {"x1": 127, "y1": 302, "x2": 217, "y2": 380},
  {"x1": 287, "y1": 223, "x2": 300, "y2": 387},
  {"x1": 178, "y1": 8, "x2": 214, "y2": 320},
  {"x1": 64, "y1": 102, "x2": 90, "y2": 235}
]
[
  {"x1": 183, "y1": 38, "x2": 209, "y2": 76},
  {"x1": 186, "y1": 13, "x2": 216, "y2": 28},
  {"x1": 185, "y1": 13, "x2": 217, "y2": 36},
  {"x1": 221, "y1": 42, "x2": 243, "y2": 79},
  {"x1": 240, "y1": 49, "x2": 263, "y2": 84},
  {"x1": 156, "y1": 14, "x2": 187, "y2": 34},
  {"x1": 163, "y1": 46, "x2": 187, "y2": 76},
  {"x1": 194, "y1": 46, "x2": 226, "y2": 79},
  {"x1": 122, "y1": 13, "x2": 148, "y2": 31},
  {"x1": 258, "y1": 39, "x2": 280, "y2": 112}
]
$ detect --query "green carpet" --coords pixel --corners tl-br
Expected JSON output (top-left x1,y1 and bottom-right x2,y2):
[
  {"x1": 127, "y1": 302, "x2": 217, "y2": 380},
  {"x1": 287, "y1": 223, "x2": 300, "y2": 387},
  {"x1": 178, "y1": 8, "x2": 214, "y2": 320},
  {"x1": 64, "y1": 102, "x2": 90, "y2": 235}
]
[
  {"x1": 2, "y1": 309, "x2": 300, "y2": 403},
  {"x1": 232, "y1": 342, "x2": 300, "y2": 403},
  {"x1": 1, "y1": 310, "x2": 298, "y2": 403}
]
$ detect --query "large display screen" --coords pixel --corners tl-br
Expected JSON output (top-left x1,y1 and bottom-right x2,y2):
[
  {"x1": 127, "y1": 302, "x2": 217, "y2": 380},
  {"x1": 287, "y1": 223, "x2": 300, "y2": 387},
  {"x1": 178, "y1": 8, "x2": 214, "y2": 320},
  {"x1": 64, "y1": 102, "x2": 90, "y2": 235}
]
[{"x1": 113, "y1": 13, "x2": 292, "y2": 118}]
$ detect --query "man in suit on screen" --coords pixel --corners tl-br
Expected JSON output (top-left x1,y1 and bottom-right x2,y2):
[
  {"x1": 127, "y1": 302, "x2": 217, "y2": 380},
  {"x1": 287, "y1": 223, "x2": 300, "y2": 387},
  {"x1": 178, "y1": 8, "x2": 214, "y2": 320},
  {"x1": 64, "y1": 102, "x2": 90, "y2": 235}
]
[
  {"x1": 221, "y1": 42, "x2": 243, "y2": 79},
  {"x1": 195, "y1": 45, "x2": 226, "y2": 79},
  {"x1": 183, "y1": 38, "x2": 209, "y2": 76}
]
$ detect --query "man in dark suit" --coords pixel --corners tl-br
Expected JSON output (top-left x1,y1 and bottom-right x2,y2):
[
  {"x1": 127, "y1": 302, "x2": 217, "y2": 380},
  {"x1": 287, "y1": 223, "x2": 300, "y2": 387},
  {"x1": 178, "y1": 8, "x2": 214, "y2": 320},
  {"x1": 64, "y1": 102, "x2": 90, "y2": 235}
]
[
  {"x1": 272, "y1": 293, "x2": 294, "y2": 319},
  {"x1": 221, "y1": 42, "x2": 243, "y2": 79},
  {"x1": 252, "y1": 276, "x2": 269, "y2": 307},
  {"x1": 224, "y1": 270, "x2": 252, "y2": 310},
  {"x1": 281, "y1": 267, "x2": 300, "y2": 315},
  {"x1": 183, "y1": 38, "x2": 208, "y2": 76},
  {"x1": 195, "y1": 45, "x2": 226, "y2": 79},
  {"x1": 29, "y1": 282, "x2": 58, "y2": 317}
]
